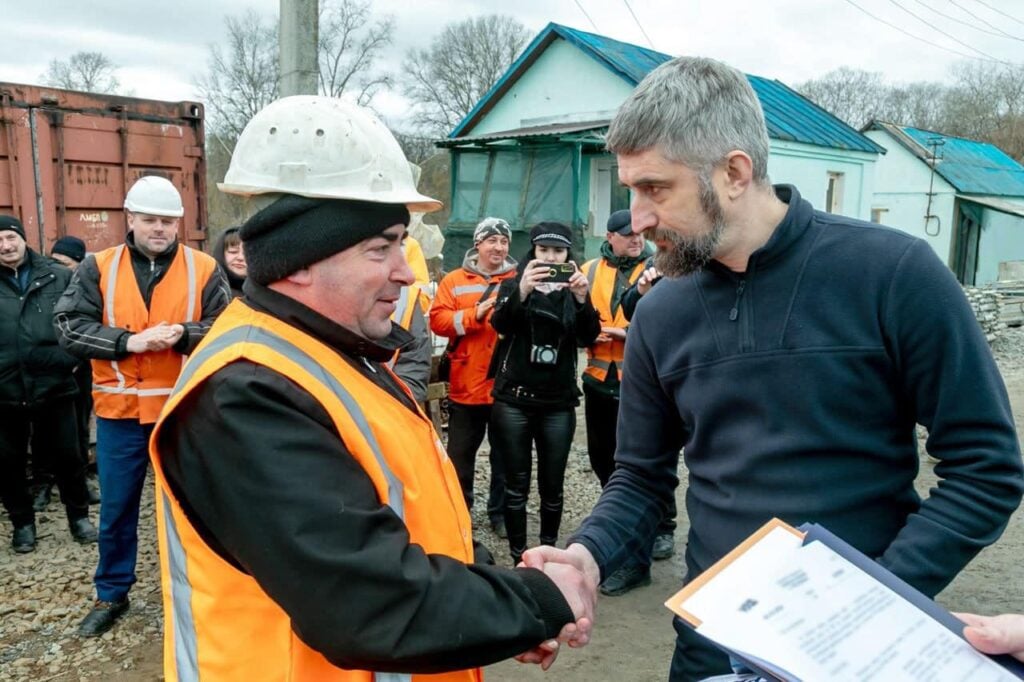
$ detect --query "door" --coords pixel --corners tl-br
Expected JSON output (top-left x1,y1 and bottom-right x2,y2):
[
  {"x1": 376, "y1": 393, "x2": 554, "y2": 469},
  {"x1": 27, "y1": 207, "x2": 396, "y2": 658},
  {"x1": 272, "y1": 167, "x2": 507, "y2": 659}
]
[{"x1": 589, "y1": 156, "x2": 630, "y2": 238}]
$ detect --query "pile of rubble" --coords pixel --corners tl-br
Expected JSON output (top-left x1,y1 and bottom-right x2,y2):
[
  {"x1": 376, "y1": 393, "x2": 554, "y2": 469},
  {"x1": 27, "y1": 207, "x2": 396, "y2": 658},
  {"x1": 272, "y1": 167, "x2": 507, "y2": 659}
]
[{"x1": 964, "y1": 286, "x2": 1005, "y2": 343}]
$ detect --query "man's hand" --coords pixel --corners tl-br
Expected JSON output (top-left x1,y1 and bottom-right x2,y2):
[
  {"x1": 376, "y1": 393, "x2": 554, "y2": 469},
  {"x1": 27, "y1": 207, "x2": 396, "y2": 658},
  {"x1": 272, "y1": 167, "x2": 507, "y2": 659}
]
[
  {"x1": 600, "y1": 326, "x2": 627, "y2": 342},
  {"x1": 125, "y1": 322, "x2": 185, "y2": 353},
  {"x1": 474, "y1": 297, "x2": 497, "y2": 321},
  {"x1": 956, "y1": 612, "x2": 1024, "y2": 661},
  {"x1": 522, "y1": 543, "x2": 600, "y2": 647},
  {"x1": 636, "y1": 266, "x2": 662, "y2": 296}
]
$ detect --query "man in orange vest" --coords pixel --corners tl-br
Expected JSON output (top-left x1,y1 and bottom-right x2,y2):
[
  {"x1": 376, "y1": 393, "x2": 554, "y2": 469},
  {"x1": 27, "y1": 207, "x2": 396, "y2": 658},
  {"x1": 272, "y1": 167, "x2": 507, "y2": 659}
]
[
  {"x1": 148, "y1": 96, "x2": 593, "y2": 681},
  {"x1": 582, "y1": 210, "x2": 676, "y2": 597},
  {"x1": 54, "y1": 176, "x2": 229, "y2": 637},
  {"x1": 429, "y1": 217, "x2": 517, "y2": 540}
]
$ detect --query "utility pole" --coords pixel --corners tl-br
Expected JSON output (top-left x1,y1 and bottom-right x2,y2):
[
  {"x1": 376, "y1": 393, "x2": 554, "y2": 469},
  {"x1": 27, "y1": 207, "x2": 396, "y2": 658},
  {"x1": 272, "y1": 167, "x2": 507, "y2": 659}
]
[{"x1": 280, "y1": 0, "x2": 319, "y2": 97}]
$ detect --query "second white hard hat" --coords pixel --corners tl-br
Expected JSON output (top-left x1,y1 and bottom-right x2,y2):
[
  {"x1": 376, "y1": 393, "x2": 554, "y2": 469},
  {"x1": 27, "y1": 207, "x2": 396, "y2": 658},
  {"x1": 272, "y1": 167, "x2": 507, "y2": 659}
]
[
  {"x1": 124, "y1": 176, "x2": 184, "y2": 217},
  {"x1": 219, "y1": 96, "x2": 442, "y2": 213}
]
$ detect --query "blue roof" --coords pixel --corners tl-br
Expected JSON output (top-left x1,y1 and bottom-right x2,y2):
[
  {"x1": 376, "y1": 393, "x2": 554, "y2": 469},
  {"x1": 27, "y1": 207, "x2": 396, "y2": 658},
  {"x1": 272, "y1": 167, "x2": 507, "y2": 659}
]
[
  {"x1": 900, "y1": 126, "x2": 1024, "y2": 197},
  {"x1": 451, "y1": 23, "x2": 884, "y2": 155}
]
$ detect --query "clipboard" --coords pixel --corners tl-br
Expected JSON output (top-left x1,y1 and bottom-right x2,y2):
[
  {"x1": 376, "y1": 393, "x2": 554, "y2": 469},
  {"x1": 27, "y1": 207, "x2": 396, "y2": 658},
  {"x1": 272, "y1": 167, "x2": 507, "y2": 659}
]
[{"x1": 664, "y1": 518, "x2": 1024, "y2": 681}]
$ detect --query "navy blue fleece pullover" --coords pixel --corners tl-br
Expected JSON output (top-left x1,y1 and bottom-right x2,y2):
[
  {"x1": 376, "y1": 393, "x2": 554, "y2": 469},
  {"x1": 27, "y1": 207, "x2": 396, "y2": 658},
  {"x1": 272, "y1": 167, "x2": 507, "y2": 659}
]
[{"x1": 570, "y1": 185, "x2": 1023, "y2": 598}]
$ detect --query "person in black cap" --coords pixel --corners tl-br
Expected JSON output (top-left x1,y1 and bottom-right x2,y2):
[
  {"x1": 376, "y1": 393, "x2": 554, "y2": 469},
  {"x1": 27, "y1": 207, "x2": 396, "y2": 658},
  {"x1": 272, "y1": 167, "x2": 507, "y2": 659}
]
[
  {"x1": 488, "y1": 221, "x2": 601, "y2": 565},
  {"x1": 0, "y1": 215, "x2": 97, "y2": 554},
  {"x1": 51, "y1": 236, "x2": 87, "y2": 269},
  {"x1": 145, "y1": 96, "x2": 594, "y2": 680},
  {"x1": 30, "y1": 235, "x2": 100, "y2": 512},
  {"x1": 578, "y1": 210, "x2": 677, "y2": 596}
]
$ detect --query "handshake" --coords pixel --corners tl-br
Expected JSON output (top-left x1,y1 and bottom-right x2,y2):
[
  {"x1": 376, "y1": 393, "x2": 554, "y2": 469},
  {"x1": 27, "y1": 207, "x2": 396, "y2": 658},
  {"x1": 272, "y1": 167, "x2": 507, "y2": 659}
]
[
  {"x1": 125, "y1": 321, "x2": 185, "y2": 353},
  {"x1": 515, "y1": 543, "x2": 602, "y2": 670}
]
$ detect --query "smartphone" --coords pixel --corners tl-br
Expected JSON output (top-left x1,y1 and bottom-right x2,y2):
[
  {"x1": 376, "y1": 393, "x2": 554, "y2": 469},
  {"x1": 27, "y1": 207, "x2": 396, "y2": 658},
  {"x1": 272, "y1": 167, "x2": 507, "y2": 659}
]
[{"x1": 546, "y1": 263, "x2": 576, "y2": 283}]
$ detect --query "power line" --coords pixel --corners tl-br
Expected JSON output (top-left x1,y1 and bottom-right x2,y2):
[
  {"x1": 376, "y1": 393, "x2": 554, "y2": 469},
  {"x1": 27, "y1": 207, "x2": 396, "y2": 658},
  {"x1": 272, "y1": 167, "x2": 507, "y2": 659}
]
[
  {"x1": 887, "y1": 0, "x2": 1007, "y2": 61},
  {"x1": 621, "y1": 0, "x2": 656, "y2": 50},
  {"x1": 842, "y1": 0, "x2": 1003, "y2": 61},
  {"x1": 572, "y1": 0, "x2": 600, "y2": 32},
  {"x1": 971, "y1": 0, "x2": 1024, "y2": 27},
  {"x1": 947, "y1": 0, "x2": 1024, "y2": 41},
  {"x1": 912, "y1": 0, "x2": 1024, "y2": 41}
]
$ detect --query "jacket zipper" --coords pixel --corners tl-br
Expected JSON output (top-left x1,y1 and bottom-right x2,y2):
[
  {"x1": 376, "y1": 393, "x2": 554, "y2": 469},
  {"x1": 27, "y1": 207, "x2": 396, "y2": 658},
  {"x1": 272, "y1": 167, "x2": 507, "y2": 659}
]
[
  {"x1": 728, "y1": 277, "x2": 755, "y2": 352},
  {"x1": 728, "y1": 279, "x2": 745, "y2": 321}
]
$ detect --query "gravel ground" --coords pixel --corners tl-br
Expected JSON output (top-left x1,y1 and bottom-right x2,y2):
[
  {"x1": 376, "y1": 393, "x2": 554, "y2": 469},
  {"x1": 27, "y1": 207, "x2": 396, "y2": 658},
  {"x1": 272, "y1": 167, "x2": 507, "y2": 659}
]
[{"x1": 2, "y1": 326, "x2": 1023, "y2": 681}]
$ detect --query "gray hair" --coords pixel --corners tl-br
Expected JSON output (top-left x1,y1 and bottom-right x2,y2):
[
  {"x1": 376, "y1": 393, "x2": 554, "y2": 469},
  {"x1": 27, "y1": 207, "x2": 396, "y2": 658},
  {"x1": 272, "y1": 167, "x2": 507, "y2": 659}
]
[{"x1": 606, "y1": 57, "x2": 770, "y2": 183}]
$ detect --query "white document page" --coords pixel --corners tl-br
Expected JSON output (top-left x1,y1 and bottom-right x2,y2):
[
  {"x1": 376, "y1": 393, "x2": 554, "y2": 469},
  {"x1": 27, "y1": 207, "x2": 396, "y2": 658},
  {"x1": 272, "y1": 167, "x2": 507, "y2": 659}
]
[{"x1": 680, "y1": 531, "x2": 1016, "y2": 682}]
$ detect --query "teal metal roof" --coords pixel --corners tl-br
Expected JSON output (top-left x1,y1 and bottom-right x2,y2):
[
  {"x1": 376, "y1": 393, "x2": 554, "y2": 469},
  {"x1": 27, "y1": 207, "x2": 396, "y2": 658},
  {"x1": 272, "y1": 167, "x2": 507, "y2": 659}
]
[
  {"x1": 450, "y1": 23, "x2": 883, "y2": 155},
  {"x1": 901, "y1": 126, "x2": 1024, "y2": 197}
]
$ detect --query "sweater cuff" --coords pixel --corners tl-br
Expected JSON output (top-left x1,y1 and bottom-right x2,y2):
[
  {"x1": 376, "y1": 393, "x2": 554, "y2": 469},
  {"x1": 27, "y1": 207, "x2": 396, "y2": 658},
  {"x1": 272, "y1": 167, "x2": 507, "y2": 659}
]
[
  {"x1": 515, "y1": 566, "x2": 575, "y2": 639},
  {"x1": 115, "y1": 332, "x2": 132, "y2": 359}
]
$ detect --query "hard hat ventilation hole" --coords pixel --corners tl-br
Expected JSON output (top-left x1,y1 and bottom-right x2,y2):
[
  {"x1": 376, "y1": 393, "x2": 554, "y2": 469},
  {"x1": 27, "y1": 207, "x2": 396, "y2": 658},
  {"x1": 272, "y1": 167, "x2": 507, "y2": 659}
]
[
  {"x1": 316, "y1": 129, "x2": 325, "y2": 137},
  {"x1": 293, "y1": 128, "x2": 299, "y2": 134},
  {"x1": 269, "y1": 127, "x2": 277, "y2": 135}
]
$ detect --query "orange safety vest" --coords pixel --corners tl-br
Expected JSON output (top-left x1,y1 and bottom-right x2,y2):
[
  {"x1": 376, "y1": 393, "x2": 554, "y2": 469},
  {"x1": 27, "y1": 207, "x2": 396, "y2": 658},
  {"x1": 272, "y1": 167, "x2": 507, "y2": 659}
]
[
  {"x1": 92, "y1": 243, "x2": 217, "y2": 424},
  {"x1": 149, "y1": 299, "x2": 479, "y2": 682},
  {"x1": 582, "y1": 257, "x2": 645, "y2": 383}
]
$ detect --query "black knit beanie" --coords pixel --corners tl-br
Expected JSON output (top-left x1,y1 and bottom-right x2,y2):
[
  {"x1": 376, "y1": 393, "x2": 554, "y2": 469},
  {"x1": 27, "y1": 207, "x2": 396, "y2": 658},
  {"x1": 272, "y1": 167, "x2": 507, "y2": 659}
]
[
  {"x1": 239, "y1": 196, "x2": 410, "y2": 285},
  {"x1": 0, "y1": 214, "x2": 26, "y2": 240}
]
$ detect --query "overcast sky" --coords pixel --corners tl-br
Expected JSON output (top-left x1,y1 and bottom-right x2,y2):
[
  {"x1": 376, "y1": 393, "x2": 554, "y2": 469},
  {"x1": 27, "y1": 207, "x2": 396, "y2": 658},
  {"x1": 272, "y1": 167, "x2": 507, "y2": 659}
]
[{"x1": 2, "y1": 0, "x2": 1022, "y2": 131}]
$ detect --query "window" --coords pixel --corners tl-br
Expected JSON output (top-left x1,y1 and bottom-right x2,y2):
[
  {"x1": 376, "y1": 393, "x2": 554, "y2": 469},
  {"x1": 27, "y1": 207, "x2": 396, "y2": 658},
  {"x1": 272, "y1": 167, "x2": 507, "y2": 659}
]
[
  {"x1": 870, "y1": 207, "x2": 888, "y2": 224},
  {"x1": 825, "y1": 172, "x2": 845, "y2": 214}
]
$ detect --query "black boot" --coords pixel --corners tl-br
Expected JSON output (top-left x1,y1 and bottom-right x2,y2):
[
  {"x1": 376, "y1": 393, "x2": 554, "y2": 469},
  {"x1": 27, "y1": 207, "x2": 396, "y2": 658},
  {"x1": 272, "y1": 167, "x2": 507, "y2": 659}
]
[
  {"x1": 32, "y1": 484, "x2": 52, "y2": 512},
  {"x1": 78, "y1": 598, "x2": 129, "y2": 637},
  {"x1": 538, "y1": 500, "x2": 563, "y2": 548},
  {"x1": 12, "y1": 523, "x2": 36, "y2": 553},
  {"x1": 69, "y1": 516, "x2": 98, "y2": 544},
  {"x1": 504, "y1": 506, "x2": 528, "y2": 566}
]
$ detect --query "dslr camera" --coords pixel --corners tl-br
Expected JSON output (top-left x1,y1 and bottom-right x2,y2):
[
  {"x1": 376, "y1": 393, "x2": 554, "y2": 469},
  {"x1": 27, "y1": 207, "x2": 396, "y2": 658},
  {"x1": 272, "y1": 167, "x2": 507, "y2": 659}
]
[
  {"x1": 545, "y1": 263, "x2": 576, "y2": 283},
  {"x1": 530, "y1": 344, "x2": 559, "y2": 365}
]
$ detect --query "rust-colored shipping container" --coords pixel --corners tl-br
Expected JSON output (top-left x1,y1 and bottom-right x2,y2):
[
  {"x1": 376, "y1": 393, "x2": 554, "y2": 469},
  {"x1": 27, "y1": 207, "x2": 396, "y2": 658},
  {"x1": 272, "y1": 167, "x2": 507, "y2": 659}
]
[{"x1": 0, "y1": 82, "x2": 207, "y2": 255}]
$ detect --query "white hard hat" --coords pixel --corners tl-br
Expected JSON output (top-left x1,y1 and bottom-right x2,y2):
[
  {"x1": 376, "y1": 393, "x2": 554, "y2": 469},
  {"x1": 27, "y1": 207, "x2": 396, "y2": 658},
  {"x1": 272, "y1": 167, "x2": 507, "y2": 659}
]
[
  {"x1": 219, "y1": 96, "x2": 442, "y2": 213},
  {"x1": 124, "y1": 176, "x2": 184, "y2": 217}
]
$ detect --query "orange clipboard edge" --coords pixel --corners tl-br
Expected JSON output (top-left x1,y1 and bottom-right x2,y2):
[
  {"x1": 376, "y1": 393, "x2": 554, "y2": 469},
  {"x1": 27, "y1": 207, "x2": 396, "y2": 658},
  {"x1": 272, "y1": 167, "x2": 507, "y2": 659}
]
[{"x1": 664, "y1": 518, "x2": 806, "y2": 627}]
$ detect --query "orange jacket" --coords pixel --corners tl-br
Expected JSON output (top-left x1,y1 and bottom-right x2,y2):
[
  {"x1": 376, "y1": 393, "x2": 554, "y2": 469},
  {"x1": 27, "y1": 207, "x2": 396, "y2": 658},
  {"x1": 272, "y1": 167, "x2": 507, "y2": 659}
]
[
  {"x1": 429, "y1": 251, "x2": 516, "y2": 405},
  {"x1": 150, "y1": 300, "x2": 478, "y2": 682},
  {"x1": 91, "y1": 243, "x2": 218, "y2": 424},
  {"x1": 581, "y1": 256, "x2": 645, "y2": 384}
]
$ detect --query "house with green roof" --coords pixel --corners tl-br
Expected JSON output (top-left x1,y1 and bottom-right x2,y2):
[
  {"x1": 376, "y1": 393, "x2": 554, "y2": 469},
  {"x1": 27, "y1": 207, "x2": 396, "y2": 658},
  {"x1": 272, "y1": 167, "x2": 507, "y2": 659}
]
[
  {"x1": 438, "y1": 22, "x2": 885, "y2": 264},
  {"x1": 864, "y1": 121, "x2": 1024, "y2": 285}
]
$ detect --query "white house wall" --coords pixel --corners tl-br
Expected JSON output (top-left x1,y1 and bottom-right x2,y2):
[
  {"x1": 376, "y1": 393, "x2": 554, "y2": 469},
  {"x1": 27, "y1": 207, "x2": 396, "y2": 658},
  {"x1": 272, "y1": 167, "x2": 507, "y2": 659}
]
[
  {"x1": 767, "y1": 140, "x2": 876, "y2": 221},
  {"x1": 865, "y1": 129, "x2": 958, "y2": 264},
  {"x1": 470, "y1": 40, "x2": 636, "y2": 135},
  {"x1": 977, "y1": 207, "x2": 1024, "y2": 285}
]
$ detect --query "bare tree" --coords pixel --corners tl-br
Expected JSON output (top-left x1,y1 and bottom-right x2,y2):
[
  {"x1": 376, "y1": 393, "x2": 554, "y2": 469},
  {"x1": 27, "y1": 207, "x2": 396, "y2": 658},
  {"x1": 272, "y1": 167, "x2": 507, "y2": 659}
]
[
  {"x1": 401, "y1": 15, "x2": 531, "y2": 135},
  {"x1": 43, "y1": 52, "x2": 121, "y2": 94},
  {"x1": 796, "y1": 68, "x2": 889, "y2": 129},
  {"x1": 195, "y1": 10, "x2": 280, "y2": 141},
  {"x1": 319, "y1": 0, "x2": 394, "y2": 105}
]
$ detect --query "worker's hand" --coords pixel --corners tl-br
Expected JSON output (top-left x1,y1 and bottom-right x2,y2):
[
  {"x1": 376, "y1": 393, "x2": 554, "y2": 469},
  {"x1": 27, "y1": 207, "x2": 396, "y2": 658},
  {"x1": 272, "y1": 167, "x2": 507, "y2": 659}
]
[
  {"x1": 956, "y1": 612, "x2": 1024, "y2": 661},
  {"x1": 567, "y1": 263, "x2": 589, "y2": 303},
  {"x1": 636, "y1": 266, "x2": 662, "y2": 296},
  {"x1": 522, "y1": 543, "x2": 600, "y2": 648},
  {"x1": 474, "y1": 297, "x2": 496, "y2": 321},
  {"x1": 125, "y1": 322, "x2": 181, "y2": 353},
  {"x1": 514, "y1": 638, "x2": 561, "y2": 670},
  {"x1": 600, "y1": 326, "x2": 627, "y2": 342}
]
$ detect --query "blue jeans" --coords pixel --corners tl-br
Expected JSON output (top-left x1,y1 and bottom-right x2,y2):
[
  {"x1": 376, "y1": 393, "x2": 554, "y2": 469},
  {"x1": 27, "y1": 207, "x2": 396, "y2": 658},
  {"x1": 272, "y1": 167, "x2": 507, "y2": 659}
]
[{"x1": 94, "y1": 417, "x2": 153, "y2": 602}]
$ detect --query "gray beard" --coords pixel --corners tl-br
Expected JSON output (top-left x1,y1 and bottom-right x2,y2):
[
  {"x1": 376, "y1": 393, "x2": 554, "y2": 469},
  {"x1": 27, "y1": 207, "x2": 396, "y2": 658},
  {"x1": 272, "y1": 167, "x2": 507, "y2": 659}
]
[{"x1": 652, "y1": 172, "x2": 726, "y2": 277}]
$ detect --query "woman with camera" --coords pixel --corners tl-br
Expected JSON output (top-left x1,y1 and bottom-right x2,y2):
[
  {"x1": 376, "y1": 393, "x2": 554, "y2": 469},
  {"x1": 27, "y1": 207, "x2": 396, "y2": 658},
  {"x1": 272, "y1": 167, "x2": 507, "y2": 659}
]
[{"x1": 489, "y1": 222, "x2": 601, "y2": 564}]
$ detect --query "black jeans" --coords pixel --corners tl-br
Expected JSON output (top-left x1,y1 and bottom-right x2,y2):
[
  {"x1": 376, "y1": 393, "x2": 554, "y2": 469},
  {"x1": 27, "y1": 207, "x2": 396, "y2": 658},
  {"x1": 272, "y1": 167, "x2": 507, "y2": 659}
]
[
  {"x1": 446, "y1": 401, "x2": 504, "y2": 524},
  {"x1": 583, "y1": 385, "x2": 618, "y2": 487},
  {"x1": 31, "y1": 363, "x2": 93, "y2": 486},
  {"x1": 490, "y1": 400, "x2": 574, "y2": 561},
  {"x1": 0, "y1": 397, "x2": 89, "y2": 527}
]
